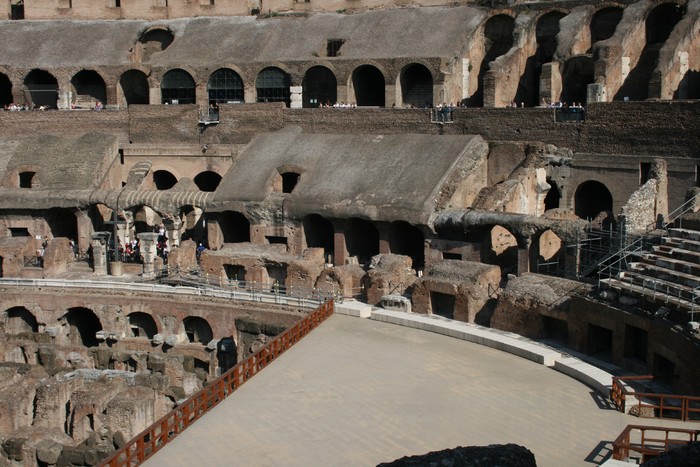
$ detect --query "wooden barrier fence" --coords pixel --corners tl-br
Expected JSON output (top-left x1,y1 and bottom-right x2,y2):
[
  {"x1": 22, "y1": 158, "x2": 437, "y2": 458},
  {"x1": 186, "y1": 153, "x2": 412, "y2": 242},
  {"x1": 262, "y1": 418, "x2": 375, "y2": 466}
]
[
  {"x1": 612, "y1": 375, "x2": 700, "y2": 422},
  {"x1": 99, "y1": 299, "x2": 334, "y2": 467},
  {"x1": 612, "y1": 424, "x2": 700, "y2": 462}
]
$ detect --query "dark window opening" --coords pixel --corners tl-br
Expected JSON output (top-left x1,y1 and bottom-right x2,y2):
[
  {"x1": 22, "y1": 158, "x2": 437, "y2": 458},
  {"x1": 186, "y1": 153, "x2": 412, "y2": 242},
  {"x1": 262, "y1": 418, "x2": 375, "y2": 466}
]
[
  {"x1": 10, "y1": 1, "x2": 24, "y2": 20},
  {"x1": 640, "y1": 162, "x2": 651, "y2": 184},
  {"x1": 220, "y1": 211, "x2": 251, "y2": 243},
  {"x1": 224, "y1": 264, "x2": 245, "y2": 281},
  {"x1": 119, "y1": 70, "x2": 149, "y2": 107},
  {"x1": 561, "y1": 56, "x2": 594, "y2": 105},
  {"x1": 161, "y1": 69, "x2": 196, "y2": 105},
  {"x1": 19, "y1": 171, "x2": 35, "y2": 188},
  {"x1": 282, "y1": 172, "x2": 300, "y2": 193},
  {"x1": 544, "y1": 178, "x2": 560, "y2": 210},
  {"x1": 266, "y1": 236, "x2": 288, "y2": 246},
  {"x1": 119, "y1": 149, "x2": 124, "y2": 165},
  {"x1": 266, "y1": 264, "x2": 287, "y2": 288},
  {"x1": 64, "y1": 307, "x2": 102, "y2": 348},
  {"x1": 327, "y1": 39, "x2": 345, "y2": 57},
  {"x1": 303, "y1": 66, "x2": 337, "y2": 108},
  {"x1": 542, "y1": 316, "x2": 568, "y2": 344},
  {"x1": 442, "y1": 252, "x2": 461, "y2": 260},
  {"x1": 696, "y1": 165, "x2": 700, "y2": 187},
  {"x1": 128, "y1": 312, "x2": 157, "y2": 339},
  {"x1": 401, "y1": 64, "x2": 433, "y2": 109},
  {"x1": 346, "y1": 218, "x2": 380, "y2": 264},
  {"x1": 24, "y1": 69, "x2": 58, "y2": 109},
  {"x1": 208, "y1": 68, "x2": 244, "y2": 104},
  {"x1": 303, "y1": 214, "x2": 334, "y2": 259},
  {"x1": 9, "y1": 228, "x2": 30, "y2": 237},
  {"x1": 194, "y1": 171, "x2": 222, "y2": 192},
  {"x1": 590, "y1": 7, "x2": 623, "y2": 46},
  {"x1": 256, "y1": 67, "x2": 291, "y2": 106},
  {"x1": 153, "y1": 170, "x2": 178, "y2": 190},
  {"x1": 352, "y1": 65, "x2": 385, "y2": 107},
  {"x1": 625, "y1": 325, "x2": 648, "y2": 362},
  {"x1": 472, "y1": 14, "x2": 515, "y2": 107},
  {"x1": 653, "y1": 353, "x2": 676, "y2": 384},
  {"x1": 71, "y1": 70, "x2": 107, "y2": 109},
  {"x1": 183, "y1": 317, "x2": 213, "y2": 344},
  {"x1": 389, "y1": 221, "x2": 425, "y2": 270},
  {"x1": 587, "y1": 324, "x2": 613, "y2": 358},
  {"x1": 574, "y1": 180, "x2": 613, "y2": 221},
  {"x1": 431, "y1": 291, "x2": 455, "y2": 320},
  {"x1": 0, "y1": 73, "x2": 12, "y2": 107}
]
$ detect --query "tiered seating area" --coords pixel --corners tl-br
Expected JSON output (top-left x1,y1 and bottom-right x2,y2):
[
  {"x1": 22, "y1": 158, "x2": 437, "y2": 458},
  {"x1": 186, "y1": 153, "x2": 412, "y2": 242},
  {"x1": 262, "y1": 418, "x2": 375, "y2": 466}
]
[{"x1": 601, "y1": 228, "x2": 700, "y2": 318}]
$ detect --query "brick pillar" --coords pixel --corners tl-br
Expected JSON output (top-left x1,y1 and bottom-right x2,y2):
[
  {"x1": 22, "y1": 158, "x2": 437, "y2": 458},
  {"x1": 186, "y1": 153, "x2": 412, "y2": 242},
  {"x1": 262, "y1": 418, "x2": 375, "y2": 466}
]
[
  {"x1": 333, "y1": 228, "x2": 347, "y2": 266},
  {"x1": 378, "y1": 224, "x2": 390, "y2": 255},
  {"x1": 517, "y1": 237, "x2": 532, "y2": 276},
  {"x1": 91, "y1": 232, "x2": 111, "y2": 276},
  {"x1": 76, "y1": 211, "x2": 93, "y2": 255},
  {"x1": 138, "y1": 232, "x2": 159, "y2": 278}
]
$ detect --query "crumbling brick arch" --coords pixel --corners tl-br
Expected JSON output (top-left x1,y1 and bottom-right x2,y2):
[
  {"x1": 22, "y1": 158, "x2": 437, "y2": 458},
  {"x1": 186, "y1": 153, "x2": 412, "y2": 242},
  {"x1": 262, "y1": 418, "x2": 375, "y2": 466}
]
[
  {"x1": 69, "y1": 69, "x2": 108, "y2": 108},
  {"x1": 397, "y1": 62, "x2": 434, "y2": 108},
  {"x1": 23, "y1": 68, "x2": 59, "y2": 109},
  {"x1": 302, "y1": 65, "x2": 337, "y2": 108},
  {"x1": 532, "y1": 229, "x2": 564, "y2": 274},
  {"x1": 348, "y1": 62, "x2": 389, "y2": 107},
  {"x1": 589, "y1": 6, "x2": 624, "y2": 47},
  {"x1": 471, "y1": 13, "x2": 516, "y2": 107},
  {"x1": 127, "y1": 312, "x2": 158, "y2": 339},
  {"x1": 62, "y1": 307, "x2": 103, "y2": 348},
  {"x1": 3, "y1": 306, "x2": 39, "y2": 334},
  {"x1": 182, "y1": 316, "x2": 213, "y2": 344},
  {"x1": 131, "y1": 26, "x2": 174, "y2": 64},
  {"x1": 132, "y1": 205, "x2": 163, "y2": 238},
  {"x1": 481, "y1": 225, "x2": 519, "y2": 275},
  {"x1": 118, "y1": 67, "x2": 150, "y2": 108}
]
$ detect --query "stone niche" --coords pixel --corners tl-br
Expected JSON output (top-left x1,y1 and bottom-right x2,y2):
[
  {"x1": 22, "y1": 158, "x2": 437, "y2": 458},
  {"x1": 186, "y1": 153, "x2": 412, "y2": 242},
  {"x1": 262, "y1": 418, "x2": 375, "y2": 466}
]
[
  {"x1": 412, "y1": 260, "x2": 501, "y2": 324},
  {"x1": 314, "y1": 264, "x2": 366, "y2": 299}
]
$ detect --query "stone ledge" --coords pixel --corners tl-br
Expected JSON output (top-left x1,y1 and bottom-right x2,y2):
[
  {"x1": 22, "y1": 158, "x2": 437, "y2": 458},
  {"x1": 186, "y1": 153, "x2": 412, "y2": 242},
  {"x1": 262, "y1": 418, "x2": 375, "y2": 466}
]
[{"x1": 366, "y1": 308, "x2": 613, "y2": 395}]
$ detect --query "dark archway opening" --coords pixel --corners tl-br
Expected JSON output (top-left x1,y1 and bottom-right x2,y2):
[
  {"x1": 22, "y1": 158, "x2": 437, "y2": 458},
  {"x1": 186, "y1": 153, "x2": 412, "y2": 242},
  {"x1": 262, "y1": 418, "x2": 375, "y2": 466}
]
[
  {"x1": 431, "y1": 291, "x2": 455, "y2": 320},
  {"x1": 19, "y1": 171, "x2": 35, "y2": 188},
  {"x1": 0, "y1": 73, "x2": 12, "y2": 108},
  {"x1": 282, "y1": 172, "x2": 300, "y2": 193},
  {"x1": 389, "y1": 221, "x2": 425, "y2": 270},
  {"x1": 472, "y1": 14, "x2": 515, "y2": 107},
  {"x1": 138, "y1": 28, "x2": 174, "y2": 61},
  {"x1": 517, "y1": 12, "x2": 565, "y2": 106},
  {"x1": 346, "y1": 218, "x2": 379, "y2": 265},
  {"x1": 561, "y1": 56, "x2": 595, "y2": 105},
  {"x1": 544, "y1": 178, "x2": 560, "y2": 210},
  {"x1": 574, "y1": 180, "x2": 613, "y2": 220},
  {"x1": 400, "y1": 64, "x2": 433, "y2": 108},
  {"x1": 24, "y1": 69, "x2": 58, "y2": 109},
  {"x1": 482, "y1": 225, "x2": 519, "y2": 275},
  {"x1": 161, "y1": 69, "x2": 196, "y2": 105},
  {"x1": 183, "y1": 316, "x2": 213, "y2": 344},
  {"x1": 71, "y1": 70, "x2": 107, "y2": 108},
  {"x1": 64, "y1": 307, "x2": 102, "y2": 348},
  {"x1": 674, "y1": 70, "x2": 700, "y2": 99},
  {"x1": 590, "y1": 7, "x2": 623, "y2": 47},
  {"x1": 46, "y1": 207, "x2": 78, "y2": 239},
  {"x1": 303, "y1": 214, "x2": 334, "y2": 260},
  {"x1": 536, "y1": 229, "x2": 563, "y2": 274},
  {"x1": 5, "y1": 307, "x2": 38, "y2": 334},
  {"x1": 193, "y1": 171, "x2": 222, "y2": 192},
  {"x1": 220, "y1": 211, "x2": 250, "y2": 243},
  {"x1": 625, "y1": 324, "x2": 648, "y2": 363},
  {"x1": 128, "y1": 312, "x2": 157, "y2": 339},
  {"x1": 615, "y1": 3, "x2": 685, "y2": 101},
  {"x1": 352, "y1": 65, "x2": 385, "y2": 107},
  {"x1": 153, "y1": 170, "x2": 177, "y2": 190},
  {"x1": 119, "y1": 69, "x2": 149, "y2": 106},
  {"x1": 256, "y1": 67, "x2": 291, "y2": 106},
  {"x1": 303, "y1": 66, "x2": 337, "y2": 108},
  {"x1": 208, "y1": 68, "x2": 244, "y2": 104},
  {"x1": 588, "y1": 324, "x2": 613, "y2": 358}
]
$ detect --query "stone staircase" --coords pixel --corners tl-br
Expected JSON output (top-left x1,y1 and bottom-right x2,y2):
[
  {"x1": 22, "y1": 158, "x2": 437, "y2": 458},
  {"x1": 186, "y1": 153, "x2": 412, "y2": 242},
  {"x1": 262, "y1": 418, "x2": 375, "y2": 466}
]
[{"x1": 601, "y1": 228, "x2": 700, "y2": 317}]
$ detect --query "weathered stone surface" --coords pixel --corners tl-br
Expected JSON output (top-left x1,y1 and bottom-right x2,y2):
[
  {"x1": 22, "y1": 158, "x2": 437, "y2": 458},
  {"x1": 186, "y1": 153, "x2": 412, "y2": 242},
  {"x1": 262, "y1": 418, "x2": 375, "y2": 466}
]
[
  {"x1": 377, "y1": 444, "x2": 537, "y2": 466},
  {"x1": 36, "y1": 440, "x2": 63, "y2": 464}
]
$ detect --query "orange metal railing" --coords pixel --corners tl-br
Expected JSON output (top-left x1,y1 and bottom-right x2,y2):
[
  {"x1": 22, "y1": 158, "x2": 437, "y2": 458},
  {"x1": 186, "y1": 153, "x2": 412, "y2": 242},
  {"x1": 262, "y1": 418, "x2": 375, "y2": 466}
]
[
  {"x1": 611, "y1": 376, "x2": 700, "y2": 422},
  {"x1": 98, "y1": 299, "x2": 334, "y2": 467},
  {"x1": 612, "y1": 424, "x2": 700, "y2": 462}
]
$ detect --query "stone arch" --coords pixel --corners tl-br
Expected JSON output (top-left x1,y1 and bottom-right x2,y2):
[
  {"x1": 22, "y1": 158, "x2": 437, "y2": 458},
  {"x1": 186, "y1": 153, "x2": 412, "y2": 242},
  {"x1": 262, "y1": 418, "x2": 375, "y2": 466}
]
[
  {"x1": 561, "y1": 56, "x2": 595, "y2": 105},
  {"x1": 70, "y1": 70, "x2": 107, "y2": 108},
  {"x1": 674, "y1": 70, "x2": 700, "y2": 99},
  {"x1": 118, "y1": 69, "x2": 150, "y2": 107},
  {"x1": 193, "y1": 171, "x2": 222, "y2": 192},
  {"x1": 574, "y1": 180, "x2": 613, "y2": 220},
  {"x1": 219, "y1": 211, "x2": 250, "y2": 243},
  {"x1": 345, "y1": 218, "x2": 379, "y2": 264},
  {"x1": 590, "y1": 6, "x2": 624, "y2": 46},
  {"x1": 0, "y1": 72, "x2": 12, "y2": 108},
  {"x1": 398, "y1": 63, "x2": 433, "y2": 108},
  {"x1": 303, "y1": 214, "x2": 334, "y2": 260},
  {"x1": 180, "y1": 205, "x2": 205, "y2": 242},
  {"x1": 389, "y1": 221, "x2": 425, "y2": 270},
  {"x1": 534, "y1": 229, "x2": 564, "y2": 273},
  {"x1": 135, "y1": 27, "x2": 174, "y2": 63},
  {"x1": 351, "y1": 65, "x2": 385, "y2": 107},
  {"x1": 63, "y1": 307, "x2": 102, "y2": 348},
  {"x1": 303, "y1": 65, "x2": 337, "y2": 108},
  {"x1": 544, "y1": 177, "x2": 561, "y2": 211},
  {"x1": 24, "y1": 69, "x2": 58, "y2": 109},
  {"x1": 615, "y1": 2, "x2": 685, "y2": 101},
  {"x1": 482, "y1": 225, "x2": 518, "y2": 275},
  {"x1": 46, "y1": 207, "x2": 78, "y2": 240},
  {"x1": 153, "y1": 170, "x2": 178, "y2": 190},
  {"x1": 183, "y1": 316, "x2": 213, "y2": 344},
  {"x1": 161, "y1": 69, "x2": 196, "y2": 105},
  {"x1": 133, "y1": 206, "x2": 163, "y2": 236},
  {"x1": 473, "y1": 14, "x2": 515, "y2": 107},
  {"x1": 4, "y1": 306, "x2": 38, "y2": 334},
  {"x1": 208, "y1": 68, "x2": 244, "y2": 104},
  {"x1": 256, "y1": 67, "x2": 291, "y2": 106},
  {"x1": 127, "y1": 312, "x2": 157, "y2": 339}
]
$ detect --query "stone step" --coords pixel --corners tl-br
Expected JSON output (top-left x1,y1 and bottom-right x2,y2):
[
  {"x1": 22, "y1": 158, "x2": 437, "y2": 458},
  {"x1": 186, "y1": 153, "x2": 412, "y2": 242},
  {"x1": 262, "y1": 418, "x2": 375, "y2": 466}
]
[
  {"x1": 653, "y1": 244, "x2": 700, "y2": 264},
  {"x1": 662, "y1": 236, "x2": 700, "y2": 255},
  {"x1": 619, "y1": 270, "x2": 699, "y2": 303},
  {"x1": 637, "y1": 253, "x2": 700, "y2": 277},
  {"x1": 629, "y1": 262, "x2": 700, "y2": 289},
  {"x1": 668, "y1": 228, "x2": 700, "y2": 242},
  {"x1": 601, "y1": 277, "x2": 698, "y2": 312}
]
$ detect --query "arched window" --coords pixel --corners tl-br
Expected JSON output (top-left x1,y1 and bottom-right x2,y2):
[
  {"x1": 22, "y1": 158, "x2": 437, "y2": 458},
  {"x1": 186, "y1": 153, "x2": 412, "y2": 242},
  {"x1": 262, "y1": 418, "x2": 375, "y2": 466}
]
[
  {"x1": 24, "y1": 69, "x2": 58, "y2": 109},
  {"x1": 590, "y1": 7, "x2": 623, "y2": 45},
  {"x1": 256, "y1": 67, "x2": 291, "y2": 106},
  {"x1": 128, "y1": 312, "x2": 157, "y2": 339},
  {"x1": 71, "y1": 70, "x2": 107, "y2": 108},
  {"x1": 153, "y1": 170, "x2": 178, "y2": 190},
  {"x1": 119, "y1": 69, "x2": 149, "y2": 106},
  {"x1": 574, "y1": 181, "x2": 613, "y2": 220},
  {"x1": 303, "y1": 66, "x2": 337, "y2": 107},
  {"x1": 183, "y1": 316, "x2": 213, "y2": 344},
  {"x1": 161, "y1": 69, "x2": 196, "y2": 105},
  {"x1": 208, "y1": 68, "x2": 244, "y2": 104},
  {"x1": 137, "y1": 28, "x2": 174, "y2": 62},
  {"x1": 282, "y1": 172, "x2": 300, "y2": 193},
  {"x1": 352, "y1": 65, "x2": 385, "y2": 107},
  {"x1": 194, "y1": 171, "x2": 222, "y2": 192},
  {"x1": 0, "y1": 73, "x2": 12, "y2": 108},
  {"x1": 400, "y1": 64, "x2": 433, "y2": 108},
  {"x1": 64, "y1": 307, "x2": 102, "y2": 347}
]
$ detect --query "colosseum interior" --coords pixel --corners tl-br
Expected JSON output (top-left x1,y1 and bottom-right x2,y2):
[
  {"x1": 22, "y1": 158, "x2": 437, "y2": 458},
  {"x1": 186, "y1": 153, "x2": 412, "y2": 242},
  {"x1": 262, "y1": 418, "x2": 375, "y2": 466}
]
[{"x1": 0, "y1": 0, "x2": 700, "y2": 464}]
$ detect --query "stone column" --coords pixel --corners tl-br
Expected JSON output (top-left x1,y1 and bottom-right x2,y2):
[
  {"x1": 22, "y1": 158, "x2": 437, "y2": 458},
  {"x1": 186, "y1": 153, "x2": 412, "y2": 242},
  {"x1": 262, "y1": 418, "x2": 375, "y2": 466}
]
[
  {"x1": 332, "y1": 224, "x2": 347, "y2": 266},
  {"x1": 91, "y1": 232, "x2": 111, "y2": 276},
  {"x1": 117, "y1": 212, "x2": 134, "y2": 248},
  {"x1": 149, "y1": 87, "x2": 161, "y2": 105},
  {"x1": 290, "y1": 85, "x2": 303, "y2": 109},
  {"x1": 516, "y1": 237, "x2": 532, "y2": 276},
  {"x1": 206, "y1": 219, "x2": 223, "y2": 250},
  {"x1": 76, "y1": 211, "x2": 93, "y2": 255},
  {"x1": 377, "y1": 224, "x2": 390, "y2": 255},
  {"x1": 163, "y1": 217, "x2": 182, "y2": 249},
  {"x1": 138, "y1": 232, "x2": 160, "y2": 279}
]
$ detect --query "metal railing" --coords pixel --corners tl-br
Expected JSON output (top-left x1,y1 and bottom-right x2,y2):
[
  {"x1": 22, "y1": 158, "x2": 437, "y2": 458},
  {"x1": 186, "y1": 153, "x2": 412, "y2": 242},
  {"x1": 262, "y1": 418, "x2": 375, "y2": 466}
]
[
  {"x1": 612, "y1": 424, "x2": 700, "y2": 462},
  {"x1": 612, "y1": 376, "x2": 700, "y2": 422},
  {"x1": 23, "y1": 256, "x2": 43, "y2": 268},
  {"x1": 430, "y1": 107, "x2": 453, "y2": 123},
  {"x1": 98, "y1": 299, "x2": 334, "y2": 467}
]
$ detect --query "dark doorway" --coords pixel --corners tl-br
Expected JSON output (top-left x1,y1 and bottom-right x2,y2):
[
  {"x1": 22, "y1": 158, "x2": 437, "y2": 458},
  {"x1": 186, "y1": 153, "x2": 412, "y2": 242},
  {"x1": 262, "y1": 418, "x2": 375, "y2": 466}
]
[
  {"x1": 431, "y1": 291, "x2": 455, "y2": 319},
  {"x1": 590, "y1": 7, "x2": 623, "y2": 46},
  {"x1": 544, "y1": 178, "x2": 560, "y2": 210},
  {"x1": 71, "y1": 70, "x2": 107, "y2": 108},
  {"x1": 625, "y1": 325, "x2": 648, "y2": 362},
  {"x1": 183, "y1": 316, "x2": 213, "y2": 344},
  {"x1": 219, "y1": 211, "x2": 250, "y2": 243},
  {"x1": 345, "y1": 218, "x2": 379, "y2": 264},
  {"x1": 128, "y1": 312, "x2": 157, "y2": 339},
  {"x1": 119, "y1": 69, "x2": 149, "y2": 106},
  {"x1": 561, "y1": 56, "x2": 594, "y2": 105},
  {"x1": 24, "y1": 69, "x2": 58, "y2": 109},
  {"x1": 574, "y1": 181, "x2": 613, "y2": 220},
  {"x1": 194, "y1": 171, "x2": 222, "y2": 192},
  {"x1": 400, "y1": 64, "x2": 433, "y2": 108},
  {"x1": 303, "y1": 66, "x2": 337, "y2": 108},
  {"x1": 352, "y1": 65, "x2": 385, "y2": 107},
  {"x1": 153, "y1": 170, "x2": 177, "y2": 190},
  {"x1": 64, "y1": 307, "x2": 102, "y2": 347},
  {"x1": 5, "y1": 306, "x2": 38, "y2": 333},
  {"x1": 303, "y1": 214, "x2": 334, "y2": 259},
  {"x1": 224, "y1": 264, "x2": 245, "y2": 282},
  {"x1": 587, "y1": 323, "x2": 613, "y2": 358},
  {"x1": 542, "y1": 316, "x2": 568, "y2": 344},
  {"x1": 389, "y1": 221, "x2": 424, "y2": 270},
  {"x1": 472, "y1": 14, "x2": 515, "y2": 107},
  {"x1": 0, "y1": 73, "x2": 12, "y2": 108},
  {"x1": 46, "y1": 207, "x2": 77, "y2": 239}
]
